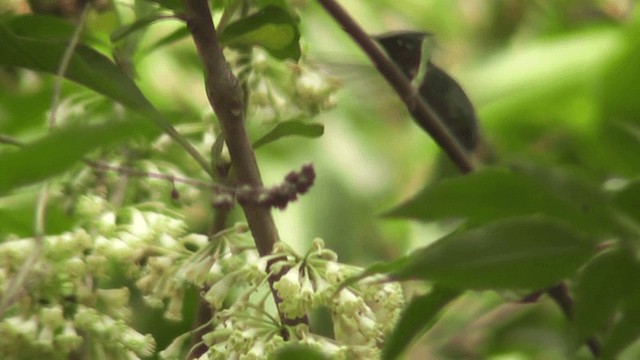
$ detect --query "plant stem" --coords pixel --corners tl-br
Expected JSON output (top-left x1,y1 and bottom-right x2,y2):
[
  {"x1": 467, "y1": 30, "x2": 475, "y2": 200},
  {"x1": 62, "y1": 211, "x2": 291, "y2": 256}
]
[
  {"x1": 181, "y1": 0, "x2": 307, "y2": 337},
  {"x1": 316, "y1": 0, "x2": 475, "y2": 174}
]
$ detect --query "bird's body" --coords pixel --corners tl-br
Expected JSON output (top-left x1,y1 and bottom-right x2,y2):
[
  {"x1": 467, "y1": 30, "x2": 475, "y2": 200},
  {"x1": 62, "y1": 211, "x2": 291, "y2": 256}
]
[{"x1": 375, "y1": 32, "x2": 479, "y2": 153}]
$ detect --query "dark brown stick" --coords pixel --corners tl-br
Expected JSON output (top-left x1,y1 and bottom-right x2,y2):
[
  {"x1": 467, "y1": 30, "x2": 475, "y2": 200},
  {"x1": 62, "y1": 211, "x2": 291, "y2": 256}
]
[{"x1": 181, "y1": 0, "x2": 307, "y2": 340}]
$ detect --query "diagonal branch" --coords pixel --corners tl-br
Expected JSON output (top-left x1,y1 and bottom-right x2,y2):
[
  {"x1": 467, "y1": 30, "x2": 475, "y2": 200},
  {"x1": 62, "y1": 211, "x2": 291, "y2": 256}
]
[{"x1": 316, "y1": 0, "x2": 475, "y2": 174}]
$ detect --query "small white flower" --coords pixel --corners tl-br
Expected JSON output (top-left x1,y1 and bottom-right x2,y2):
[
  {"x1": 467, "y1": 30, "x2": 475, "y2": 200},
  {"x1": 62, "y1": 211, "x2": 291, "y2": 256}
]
[
  {"x1": 122, "y1": 327, "x2": 156, "y2": 357},
  {"x1": 55, "y1": 321, "x2": 83, "y2": 352},
  {"x1": 204, "y1": 273, "x2": 235, "y2": 309},
  {"x1": 273, "y1": 263, "x2": 301, "y2": 300}
]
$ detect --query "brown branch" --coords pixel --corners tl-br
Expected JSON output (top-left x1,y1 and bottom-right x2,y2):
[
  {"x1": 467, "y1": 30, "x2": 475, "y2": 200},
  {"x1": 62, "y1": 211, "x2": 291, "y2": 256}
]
[
  {"x1": 181, "y1": 0, "x2": 307, "y2": 338},
  {"x1": 316, "y1": 0, "x2": 475, "y2": 174},
  {"x1": 182, "y1": 0, "x2": 277, "y2": 256}
]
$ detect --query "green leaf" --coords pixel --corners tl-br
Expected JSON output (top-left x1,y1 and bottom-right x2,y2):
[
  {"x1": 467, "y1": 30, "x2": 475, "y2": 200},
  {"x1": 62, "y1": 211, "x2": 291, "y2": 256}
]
[
  {"x1": 253, "y1": 120, "x2": 324, "y2": 149},
  {"x1": 143, "y1": 26, "x2": 189, "y2": 55},
  {"x1": 386, "y1": 167, "x2": 617, "y2": 236},
  {"x1": 218, "y1": 6, "x2": 301, "y2": 60},
  {"x1": 8, "y1": 14, "x2": 80, "y2": 42},
  {"x1": 111, "y1": 14, "x2": 175, "y2": 43},
  {"x1": 0, "y1": 22, "x2": 154, "y2": 113},
  {"x1": 0, "y1": 20, "x2": 212, "y2": 176},
  {"x1": 613, "y1": 179, "x2": 640, "y2": 225},
  {"x1": 390, "y1": 216, "x2": 595, "y2": 290},
  {"x1": 573, "y1": 248, "x2": 640, "y2": 341},
  {"x1": 0, "y1": 121, "x2": 141, "y2": 194},
  {"x1": 270, "y1": 344, "x2": 329, "y2": 360},
  {"x1": 601, "y1": 293, "x2": 640, "y2": 359},
  {"x1": 382, "y1": 287, "x2": 460, "y2": 360},
  {"x1": 144, "y1": 0, "x2": 184, "y2": 11}
]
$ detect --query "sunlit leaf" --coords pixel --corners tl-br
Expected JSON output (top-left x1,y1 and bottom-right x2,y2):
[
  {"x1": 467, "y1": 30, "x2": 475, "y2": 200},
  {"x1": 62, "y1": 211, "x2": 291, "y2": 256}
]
[
  {"x1": 389, "y1": 216, "x2": 595, "y2": 289},
  {"x1": 253, "y1": 120, "x2": 324, "y2": 149},
  {"x1": 218, "y1": 6, "x2": 300, "y2": 60},
  {"x1": 382, "y1": 287, "x2": 460, "y2": 360}
]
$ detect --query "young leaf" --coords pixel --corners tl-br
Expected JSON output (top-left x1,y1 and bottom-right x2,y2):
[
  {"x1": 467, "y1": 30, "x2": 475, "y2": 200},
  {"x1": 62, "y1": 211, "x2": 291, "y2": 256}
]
[
  {"x1": 0, "y1": 121, "x2": 141, "y2": 194},
  {"x1": 253, "y1": 121, "x2": 324, "y2": 149},
  {"x1": 218, "y1": 6, "x2": 301, "y2": 60},
  {"x1": 386, "y1": 167, "x2": 617, "y2": 236},
  {"x1": 573, "y1": 248, "x2": 640, "y2": 341},
  {"x1": 390, "y1": 216, "x2": 596, "y2": 290},
  {"x1": 382, "y1": 287, "x2": 460, "y2": 360}
]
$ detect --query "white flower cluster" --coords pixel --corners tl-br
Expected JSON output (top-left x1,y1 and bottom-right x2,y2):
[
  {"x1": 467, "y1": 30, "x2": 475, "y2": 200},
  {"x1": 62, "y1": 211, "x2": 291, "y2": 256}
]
[
  {"x1": 0, "y1": 196, "x2": 159, "y2": 358},
  {"x1": 1, "y1": 193, "x2": 404, "y2": 359},
  {"x1": 233, "y1": 48, "x2": 340, "y2": 124},
  {"x1": 158, "y1": 238, "x2": 404, "y2": 359},
  {"x1": 270, "y1": 239, "x2": 404, "y2": 359}
]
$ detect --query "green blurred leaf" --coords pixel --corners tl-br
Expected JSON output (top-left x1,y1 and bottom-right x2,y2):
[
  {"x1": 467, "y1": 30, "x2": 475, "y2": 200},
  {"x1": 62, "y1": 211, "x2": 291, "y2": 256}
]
[
  {"x1": 613, "y1": 179, "x2": 640, "y2": 225},
  {"x1": 0, "y1": 20, "x2": 212, "y2": 176},
  {"x1": 111, "y1": 14, "x2": 174, "y2": 43},
  {"x1": 8, "y1": 14, "x2": 78, "y2": 42},
  {"x1": 0, "y1": 22, "x2": 154, "y2": 113},
  {"x1": 253, "y1": 120, "x2": 324, "y2": 149},
  {"x1": 390, "y1": 216, "x2": 595, "y2": 289},
  {"x1": 143, "y1": 26, "x2": 189, "y2": 54},
  {"x1": 270, "y1": 344, "x2": 329, "y2": 360},
  {"x1": 573, "y1": 248, "x2": 640, "y2": 341},
  {"x1": 386, "y1": 167, "x2": 618, "y2": 236},
  {"x1": 601, "y1": 293, "x2": 640, "y2": 359},
  {"x1": 599, "y1": 24, "x2": 640, "y2": 126},
  {"x1": 145, "y1": 0, "x2": 184, "y2": 11},
  {"x1": 382, "y1": 287, "x2": 460, "y2": 360},
  {"x1": 219, "y1": 6, "x2": 300, "y2": 60},
  {"x1": 0, "y1": 121, "x2": 141, "y2": 194}
]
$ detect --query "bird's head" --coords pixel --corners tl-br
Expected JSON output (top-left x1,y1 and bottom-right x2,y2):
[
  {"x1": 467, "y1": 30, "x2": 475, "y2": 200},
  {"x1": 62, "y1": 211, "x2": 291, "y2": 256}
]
[{"x1": 374, "y1": 31, "x2": 433, "y2": 79}]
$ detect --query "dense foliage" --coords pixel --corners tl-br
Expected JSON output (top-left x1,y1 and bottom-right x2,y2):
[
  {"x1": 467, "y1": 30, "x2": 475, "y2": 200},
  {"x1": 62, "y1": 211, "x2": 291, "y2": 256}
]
[{"x1": 1, "y1": 0, "x2": 640, "y2": 359}]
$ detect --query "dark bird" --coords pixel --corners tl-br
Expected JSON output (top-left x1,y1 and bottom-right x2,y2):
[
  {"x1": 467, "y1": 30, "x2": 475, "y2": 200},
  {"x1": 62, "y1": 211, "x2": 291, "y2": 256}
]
[{"x1": 375, "y1": 31, "x2": 480, "y2": 153}]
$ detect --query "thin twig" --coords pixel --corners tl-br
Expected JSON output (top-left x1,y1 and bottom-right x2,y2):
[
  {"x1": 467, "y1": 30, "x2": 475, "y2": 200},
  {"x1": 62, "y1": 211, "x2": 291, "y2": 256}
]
[
  {"x1": 316, "y1": 0, "x2": 475, "y2": 174},
  {"x1": 50, "y1": 3, "x2": 91, "y2": 127}
]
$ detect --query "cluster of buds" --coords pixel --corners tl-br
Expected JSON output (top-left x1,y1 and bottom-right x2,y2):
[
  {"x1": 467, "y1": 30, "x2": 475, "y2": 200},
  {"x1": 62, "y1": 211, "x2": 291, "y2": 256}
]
[
  {"x1": 0, "y1": 206, "x2": 157, "y2": 359},
  {"x1": 235, "y1": 48, "x2": 340, "y2": 124},
  {"x1": 158, "y1": 238, "x2": 404, "y2": 359},
  {"x1": 213, "y1": 164, "x2": 316, "y2": 210}
]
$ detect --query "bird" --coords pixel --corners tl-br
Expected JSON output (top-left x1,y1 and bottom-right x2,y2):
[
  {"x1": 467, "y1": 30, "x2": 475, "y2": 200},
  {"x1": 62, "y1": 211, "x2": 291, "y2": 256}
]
[{"x1": 374, "y1": 31, "x2": 480, "y2": 153}]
